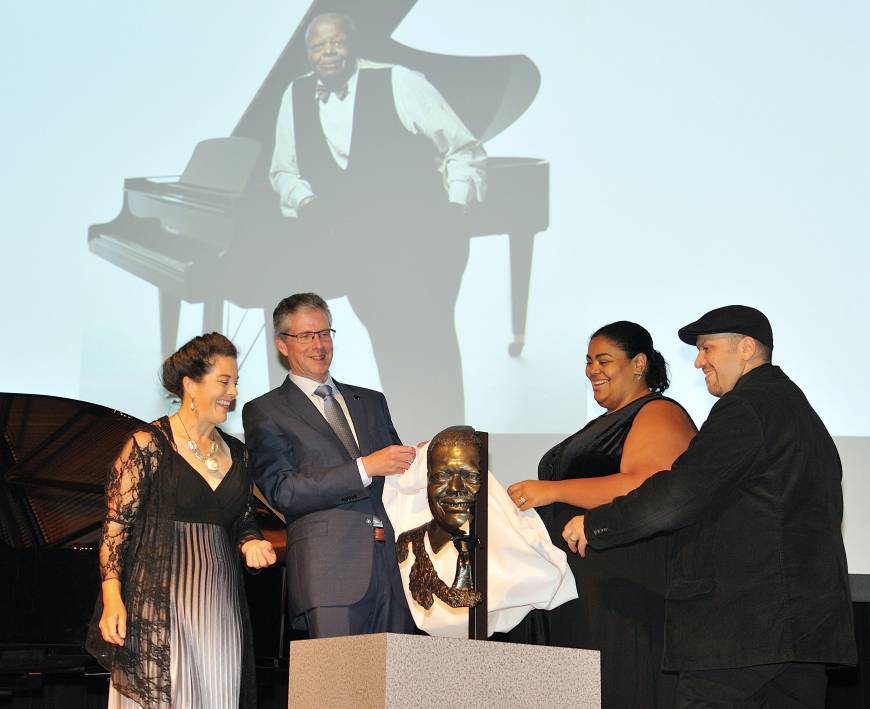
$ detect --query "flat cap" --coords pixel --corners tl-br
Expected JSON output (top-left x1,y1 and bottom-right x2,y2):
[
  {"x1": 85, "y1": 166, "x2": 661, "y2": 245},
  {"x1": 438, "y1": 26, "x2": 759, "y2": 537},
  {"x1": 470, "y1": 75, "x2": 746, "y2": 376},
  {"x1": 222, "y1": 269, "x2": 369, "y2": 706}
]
[{"x1": 678, "y1": 305, "x2": 773, "y2": 349}]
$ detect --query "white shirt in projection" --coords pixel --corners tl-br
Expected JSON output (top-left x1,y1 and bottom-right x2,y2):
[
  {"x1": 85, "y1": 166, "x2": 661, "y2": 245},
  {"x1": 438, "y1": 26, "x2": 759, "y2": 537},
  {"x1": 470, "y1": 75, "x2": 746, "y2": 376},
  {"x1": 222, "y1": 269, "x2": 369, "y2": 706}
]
[
  {"x1": 382, "y1": 441, "x2": 577, "y2": 637},
  {"x1": 269, "y1": 60, "x2": 487, "y2": 217}
]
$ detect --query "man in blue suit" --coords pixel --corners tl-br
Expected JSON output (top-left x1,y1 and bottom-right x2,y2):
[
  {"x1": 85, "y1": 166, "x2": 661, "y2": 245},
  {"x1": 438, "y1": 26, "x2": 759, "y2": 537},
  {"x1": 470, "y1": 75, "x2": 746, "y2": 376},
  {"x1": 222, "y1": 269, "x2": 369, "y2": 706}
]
[{"x1": 242, "y1": 292, "x2": 417, "y2": 637}]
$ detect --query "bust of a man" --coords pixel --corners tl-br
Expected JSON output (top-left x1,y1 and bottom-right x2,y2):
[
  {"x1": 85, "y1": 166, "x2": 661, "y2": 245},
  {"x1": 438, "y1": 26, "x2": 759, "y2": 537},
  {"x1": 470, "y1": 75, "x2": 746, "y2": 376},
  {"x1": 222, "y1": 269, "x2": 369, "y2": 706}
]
[{"x1": 396, "y1": 426, "x2": 483, "y2": 608}]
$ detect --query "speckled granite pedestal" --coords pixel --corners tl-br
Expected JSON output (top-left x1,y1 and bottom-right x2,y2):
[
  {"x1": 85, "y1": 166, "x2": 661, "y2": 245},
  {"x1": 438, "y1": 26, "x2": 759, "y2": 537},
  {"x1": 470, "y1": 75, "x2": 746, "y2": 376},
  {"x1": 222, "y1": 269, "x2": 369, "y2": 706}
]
[{"x1": 287, "y1": 633, "x2": 600, "y2": 708}]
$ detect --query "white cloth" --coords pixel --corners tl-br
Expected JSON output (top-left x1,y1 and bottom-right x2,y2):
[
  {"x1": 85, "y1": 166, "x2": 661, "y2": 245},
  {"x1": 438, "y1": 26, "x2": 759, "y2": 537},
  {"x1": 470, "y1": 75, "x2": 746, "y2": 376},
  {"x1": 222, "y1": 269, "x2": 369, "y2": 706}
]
[
  {"x1": 270, "y1": 60, "x2": 487, "y2": 217},
  {"x1": 382, "y1": 441, "x2": 577, "y2": 637},
  {"x1": 286, "y1": 372, "x2": 371, "y2": 487}
]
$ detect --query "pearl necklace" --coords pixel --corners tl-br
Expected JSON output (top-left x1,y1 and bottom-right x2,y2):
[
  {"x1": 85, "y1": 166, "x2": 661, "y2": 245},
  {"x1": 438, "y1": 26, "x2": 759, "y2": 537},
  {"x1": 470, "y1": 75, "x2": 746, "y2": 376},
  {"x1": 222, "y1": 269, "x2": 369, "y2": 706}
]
[{"x1": 175, "y1": 414, "x2": 220, "y2": 472}]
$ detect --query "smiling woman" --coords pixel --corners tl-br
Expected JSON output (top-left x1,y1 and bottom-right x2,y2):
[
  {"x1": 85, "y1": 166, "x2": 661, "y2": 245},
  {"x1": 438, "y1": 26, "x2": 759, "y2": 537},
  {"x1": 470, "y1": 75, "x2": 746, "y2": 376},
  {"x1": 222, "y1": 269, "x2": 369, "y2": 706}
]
[
  {"x1": 585, "y1": 331, "x2": 663, "y2": 413},
  {"x1": 507, "y1": 321, "x2": 696, "y2": 709},
  {"x1": 85, "y1": 333, "x2": 277, "y2": 709}
]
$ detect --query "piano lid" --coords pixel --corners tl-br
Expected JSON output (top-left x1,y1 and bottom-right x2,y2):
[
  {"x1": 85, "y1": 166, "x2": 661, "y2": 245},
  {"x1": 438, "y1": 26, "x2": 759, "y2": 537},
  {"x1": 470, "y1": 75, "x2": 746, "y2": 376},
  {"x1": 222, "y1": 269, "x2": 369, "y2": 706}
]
[
  {"x1": 233, "y1": 0, "x2": 540, "y2": 171},
  {"x1": 0, "y1": 393, "x2": 144, "y2": 549},
  {"x1": 0, "y1": 392, "x2": 288, "y2": 550},
  {"x1": 0, "y1": 394, "x2": 291, "y2": 669}
]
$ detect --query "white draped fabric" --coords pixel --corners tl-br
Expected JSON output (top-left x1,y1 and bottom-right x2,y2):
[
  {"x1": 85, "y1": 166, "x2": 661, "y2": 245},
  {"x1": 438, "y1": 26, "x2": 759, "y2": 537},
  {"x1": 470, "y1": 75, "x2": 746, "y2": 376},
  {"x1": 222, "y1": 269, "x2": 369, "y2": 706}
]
[{"x1": 382, "y1": 441, "x2": 577, "y2": 637}]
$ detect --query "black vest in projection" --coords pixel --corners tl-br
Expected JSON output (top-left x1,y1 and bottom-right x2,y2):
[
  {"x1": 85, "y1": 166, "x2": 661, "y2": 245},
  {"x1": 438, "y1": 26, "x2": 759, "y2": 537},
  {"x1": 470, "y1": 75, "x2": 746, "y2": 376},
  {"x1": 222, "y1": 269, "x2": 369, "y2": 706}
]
[{"x1": 292, "y1": 66, "x2": 446, "y2": 223}]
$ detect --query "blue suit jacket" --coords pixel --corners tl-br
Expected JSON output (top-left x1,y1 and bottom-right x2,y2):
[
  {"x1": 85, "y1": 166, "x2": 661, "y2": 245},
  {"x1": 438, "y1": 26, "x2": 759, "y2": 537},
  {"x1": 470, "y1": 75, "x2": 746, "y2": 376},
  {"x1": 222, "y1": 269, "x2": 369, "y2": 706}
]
[{"x1": 242, "y1": 377, "x2": 407, "y2": 616}]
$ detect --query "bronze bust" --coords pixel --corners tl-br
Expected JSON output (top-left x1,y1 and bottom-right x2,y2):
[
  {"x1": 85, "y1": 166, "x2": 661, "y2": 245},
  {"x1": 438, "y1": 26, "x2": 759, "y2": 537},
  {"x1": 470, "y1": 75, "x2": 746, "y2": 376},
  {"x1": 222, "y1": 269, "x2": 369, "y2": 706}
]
[{"x1": 396, "y1": 426, "x2": 483, "y2": 608}]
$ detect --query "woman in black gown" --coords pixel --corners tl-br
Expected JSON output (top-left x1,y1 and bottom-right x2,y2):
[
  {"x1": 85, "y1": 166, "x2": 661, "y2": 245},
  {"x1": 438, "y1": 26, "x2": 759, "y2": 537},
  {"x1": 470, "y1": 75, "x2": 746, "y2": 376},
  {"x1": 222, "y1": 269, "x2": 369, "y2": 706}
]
[
  {"x1": 508, "y1": 321, "x2": 696, "y2": 709},
  {"x1": 87, "y1": 333, "x2": 277, "y2": 708}
]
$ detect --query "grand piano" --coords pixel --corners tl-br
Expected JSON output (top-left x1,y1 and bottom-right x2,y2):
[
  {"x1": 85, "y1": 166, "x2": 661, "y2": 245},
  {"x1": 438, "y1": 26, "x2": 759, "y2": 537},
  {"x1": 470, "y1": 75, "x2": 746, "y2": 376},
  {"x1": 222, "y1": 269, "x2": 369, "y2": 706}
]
[
  {"x1": 89, "y1": 0, "x2": 549, "y2": 385},
  {"x1": 0, "y1": 393, "x2": 290, "y2": 704}
]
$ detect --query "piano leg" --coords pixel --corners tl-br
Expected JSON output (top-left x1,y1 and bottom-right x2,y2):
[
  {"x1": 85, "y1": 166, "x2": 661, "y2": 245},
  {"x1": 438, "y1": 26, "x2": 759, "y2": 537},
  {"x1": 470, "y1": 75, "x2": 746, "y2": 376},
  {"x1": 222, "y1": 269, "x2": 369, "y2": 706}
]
[
  {"x1": 203, "y1": 300, "x2": 224, "y2": 334},
  {"x1": 508, "y1": 230, "x2": 539, "y2": 357},
  {"x1": 159, "y1": 290, "x2": 181, "y2": 360}
]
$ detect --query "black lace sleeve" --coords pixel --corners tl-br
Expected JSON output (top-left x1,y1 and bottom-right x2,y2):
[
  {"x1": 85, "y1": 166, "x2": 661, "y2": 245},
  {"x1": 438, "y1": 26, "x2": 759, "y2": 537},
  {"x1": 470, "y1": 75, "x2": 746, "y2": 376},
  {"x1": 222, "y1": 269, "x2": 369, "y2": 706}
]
[
  {"x1": 87, "y1": 424, "x2": 176, "y2": 707},
  {"x1": 99, "y1": 430, "x2": 161, "y2": 582},
  {"x1": 234, "y1": 445, "x2": 264, "y2": 549}
]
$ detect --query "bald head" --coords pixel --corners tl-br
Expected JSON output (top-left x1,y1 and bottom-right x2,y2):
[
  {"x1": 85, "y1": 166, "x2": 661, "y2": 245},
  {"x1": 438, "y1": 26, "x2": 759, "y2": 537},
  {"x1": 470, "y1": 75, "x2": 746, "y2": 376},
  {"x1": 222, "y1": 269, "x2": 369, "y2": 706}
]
[
  {"x1": 305, "y1": 13, "x2": 356, "y2": 43},
  {"x1": 305, "y1": 13, "x2": 357, "y2": 85}
]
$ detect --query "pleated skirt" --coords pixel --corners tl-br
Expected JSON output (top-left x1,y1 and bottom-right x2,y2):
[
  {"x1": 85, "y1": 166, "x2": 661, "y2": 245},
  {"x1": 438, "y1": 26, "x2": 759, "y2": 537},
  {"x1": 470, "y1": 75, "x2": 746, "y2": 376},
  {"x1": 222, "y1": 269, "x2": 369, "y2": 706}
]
[{"x1": 108, "y1": 521, "x2": 243, "y2": 708}]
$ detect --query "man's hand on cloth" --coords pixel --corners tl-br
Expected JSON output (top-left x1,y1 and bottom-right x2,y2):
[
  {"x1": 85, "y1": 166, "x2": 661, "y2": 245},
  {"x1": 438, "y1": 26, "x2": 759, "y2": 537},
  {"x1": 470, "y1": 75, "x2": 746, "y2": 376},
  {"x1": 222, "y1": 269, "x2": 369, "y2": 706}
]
[
  {"x1": 363, "y1": 445, "x2": 417, "y2": 476},
  {"x1": 562, "y1": 515, "x2": 588, "y2": 557}
]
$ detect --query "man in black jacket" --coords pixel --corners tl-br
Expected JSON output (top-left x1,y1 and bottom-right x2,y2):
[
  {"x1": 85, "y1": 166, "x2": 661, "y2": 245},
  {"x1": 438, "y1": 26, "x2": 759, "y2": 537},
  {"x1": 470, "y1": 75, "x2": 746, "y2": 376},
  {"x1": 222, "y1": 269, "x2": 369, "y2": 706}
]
[{"x1": 563, "y1": 305, "x2": 856, "y2": 706}]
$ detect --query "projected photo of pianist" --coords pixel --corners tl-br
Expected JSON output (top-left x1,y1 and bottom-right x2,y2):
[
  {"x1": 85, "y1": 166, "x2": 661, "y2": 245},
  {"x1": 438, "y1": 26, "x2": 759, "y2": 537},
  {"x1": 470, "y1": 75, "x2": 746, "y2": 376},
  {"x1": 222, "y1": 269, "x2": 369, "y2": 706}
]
[
  {"x1": 88, "y1": 1, "x2": 549, "y2": 444},
  {"x1": 269, "y1": 12, "x2": 486, "y2": 439}
]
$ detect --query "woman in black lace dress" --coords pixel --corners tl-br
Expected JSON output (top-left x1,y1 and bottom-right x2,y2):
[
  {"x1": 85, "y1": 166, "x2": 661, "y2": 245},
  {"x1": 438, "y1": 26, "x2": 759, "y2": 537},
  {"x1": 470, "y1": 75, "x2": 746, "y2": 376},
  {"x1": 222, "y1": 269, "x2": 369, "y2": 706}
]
[
  {"x1": 508, "y1": 322, "x2": 696, "y2": 708},
  {"x1": 86, "y1": 333, "x2": 276, "y2": 709}
]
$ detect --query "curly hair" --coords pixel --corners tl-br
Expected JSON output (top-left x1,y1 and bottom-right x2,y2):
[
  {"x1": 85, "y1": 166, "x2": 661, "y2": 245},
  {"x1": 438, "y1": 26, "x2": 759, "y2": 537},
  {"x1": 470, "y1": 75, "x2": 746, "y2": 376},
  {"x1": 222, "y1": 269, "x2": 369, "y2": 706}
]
[{"x1": 160, "y1": 333, "x2": 237, "y2": 398}]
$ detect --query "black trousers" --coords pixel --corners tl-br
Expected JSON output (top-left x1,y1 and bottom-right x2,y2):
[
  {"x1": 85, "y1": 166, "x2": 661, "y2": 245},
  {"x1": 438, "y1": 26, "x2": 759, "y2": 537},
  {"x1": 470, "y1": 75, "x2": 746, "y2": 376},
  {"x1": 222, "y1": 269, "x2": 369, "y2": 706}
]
[
  {"x1": 676, "y1": 662, "x2": 827, "y2": 708},
  {"x1": 304, "y1": 541, "x2": 415, "y2": 638}
]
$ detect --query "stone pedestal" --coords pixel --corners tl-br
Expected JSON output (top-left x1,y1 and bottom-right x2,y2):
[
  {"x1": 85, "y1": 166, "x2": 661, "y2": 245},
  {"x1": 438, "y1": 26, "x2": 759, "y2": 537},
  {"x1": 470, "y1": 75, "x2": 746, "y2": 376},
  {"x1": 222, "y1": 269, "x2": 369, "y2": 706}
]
[{"x1": 288, "y1": 633, "x2": 600, "y2": 708}]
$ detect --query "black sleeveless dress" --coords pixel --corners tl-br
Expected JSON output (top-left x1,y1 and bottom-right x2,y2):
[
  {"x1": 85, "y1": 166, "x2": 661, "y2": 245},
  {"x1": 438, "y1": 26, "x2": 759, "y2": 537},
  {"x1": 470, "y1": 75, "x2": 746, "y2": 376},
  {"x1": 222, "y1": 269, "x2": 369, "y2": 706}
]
[{"x1": 517, "y1": 394, "x2": 687, "y2": 709}]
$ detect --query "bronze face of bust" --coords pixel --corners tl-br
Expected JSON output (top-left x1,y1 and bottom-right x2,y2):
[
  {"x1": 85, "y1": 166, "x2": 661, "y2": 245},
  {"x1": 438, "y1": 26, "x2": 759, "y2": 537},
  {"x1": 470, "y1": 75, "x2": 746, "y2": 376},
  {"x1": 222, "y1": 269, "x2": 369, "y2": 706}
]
[
  {"x1": 397, "y1": 426, "x2": 483, "y2": 609},
  {"x1": 426, "y1": 430, "x2": 482, "y2": 547}
]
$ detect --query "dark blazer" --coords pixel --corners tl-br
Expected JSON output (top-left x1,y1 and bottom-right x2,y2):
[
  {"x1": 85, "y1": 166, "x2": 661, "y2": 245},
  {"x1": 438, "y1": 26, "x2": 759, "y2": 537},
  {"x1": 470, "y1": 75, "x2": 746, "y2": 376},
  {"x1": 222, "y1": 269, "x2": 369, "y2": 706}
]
[
  {"x1": 242, "y1": 377, "x2": 405, "y2": 616},
  {"x1": 584, "y1": 364, "x2": 857, "y2": 671}
]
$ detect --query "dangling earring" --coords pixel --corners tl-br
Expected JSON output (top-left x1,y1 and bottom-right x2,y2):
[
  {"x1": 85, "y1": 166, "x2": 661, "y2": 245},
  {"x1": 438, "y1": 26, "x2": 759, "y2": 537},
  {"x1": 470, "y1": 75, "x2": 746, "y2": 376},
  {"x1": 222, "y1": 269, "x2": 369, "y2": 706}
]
[
  {"x1": 190, "y1": 397, "x2": 196, "y2": 412},
  {"x1": 634, "y1": 373, "x2": 642, "y2": 381}
]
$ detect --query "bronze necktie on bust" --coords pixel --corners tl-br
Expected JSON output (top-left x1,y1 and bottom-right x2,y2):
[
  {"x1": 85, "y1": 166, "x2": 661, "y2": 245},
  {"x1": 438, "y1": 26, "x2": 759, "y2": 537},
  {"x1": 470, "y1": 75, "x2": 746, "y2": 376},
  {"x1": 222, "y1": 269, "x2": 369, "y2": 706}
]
[
  {"x1": 315, "y1": 83, "x2": 349, "y2": 103},
  {"x1": 314, "y1": 384, "x2": 360, "y2": 458}
]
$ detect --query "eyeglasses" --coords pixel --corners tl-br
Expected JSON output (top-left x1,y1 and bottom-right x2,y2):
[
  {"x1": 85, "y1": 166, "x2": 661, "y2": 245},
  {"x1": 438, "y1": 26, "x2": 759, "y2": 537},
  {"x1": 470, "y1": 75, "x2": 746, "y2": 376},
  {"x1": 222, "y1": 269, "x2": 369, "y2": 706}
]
[{"x1": 278, "y1": 329, "x2": 336, "y2": 344}]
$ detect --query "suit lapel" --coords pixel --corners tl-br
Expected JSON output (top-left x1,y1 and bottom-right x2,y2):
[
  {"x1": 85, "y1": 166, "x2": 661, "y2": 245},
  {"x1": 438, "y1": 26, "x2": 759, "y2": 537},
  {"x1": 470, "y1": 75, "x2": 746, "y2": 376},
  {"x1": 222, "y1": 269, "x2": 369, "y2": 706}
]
[
  {"x1": 278, "y1": 377, "x2": 351, "y2": 458},
  {"x1": 337, "y1": 381, "x2": 385, "y2": 500},
  {"x1": 335, "y1": 380, "x2": 372, "y2": 456}
]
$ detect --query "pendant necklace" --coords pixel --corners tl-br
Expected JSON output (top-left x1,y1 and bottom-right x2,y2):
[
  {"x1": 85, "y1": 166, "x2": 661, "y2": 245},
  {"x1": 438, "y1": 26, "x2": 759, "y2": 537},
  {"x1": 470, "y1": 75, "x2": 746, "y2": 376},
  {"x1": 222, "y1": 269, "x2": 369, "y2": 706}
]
[{"x1": 175, "y1": 413, "x2": 220, "y2": 472}]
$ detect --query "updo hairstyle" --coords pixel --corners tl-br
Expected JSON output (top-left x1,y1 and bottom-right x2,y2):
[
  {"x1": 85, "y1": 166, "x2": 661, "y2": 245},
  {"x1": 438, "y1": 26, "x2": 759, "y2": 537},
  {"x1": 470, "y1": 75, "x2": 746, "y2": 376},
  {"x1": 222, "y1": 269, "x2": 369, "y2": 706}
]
[
  {"x1": 590, "y1": 321, "x2": 670, "y2": 393},
  {"x1": 161, "y1": 333, "x2": 238, "y2": 398}
]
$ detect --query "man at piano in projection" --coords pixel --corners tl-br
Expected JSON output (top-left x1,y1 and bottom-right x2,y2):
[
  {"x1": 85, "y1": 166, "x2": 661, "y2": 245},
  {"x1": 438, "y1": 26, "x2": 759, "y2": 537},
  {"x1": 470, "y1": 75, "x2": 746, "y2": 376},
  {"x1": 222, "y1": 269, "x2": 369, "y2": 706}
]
[{"x1": 269, "y1": 12, "x2": 486, "y2": 442}]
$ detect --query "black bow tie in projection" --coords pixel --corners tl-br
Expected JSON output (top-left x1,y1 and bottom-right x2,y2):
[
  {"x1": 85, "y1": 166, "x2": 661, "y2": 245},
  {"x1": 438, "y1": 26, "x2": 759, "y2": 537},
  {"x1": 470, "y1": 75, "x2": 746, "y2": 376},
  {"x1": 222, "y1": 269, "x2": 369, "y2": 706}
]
[{"x1": 316, "y1": 83, "x2": 349, "y2": 103}]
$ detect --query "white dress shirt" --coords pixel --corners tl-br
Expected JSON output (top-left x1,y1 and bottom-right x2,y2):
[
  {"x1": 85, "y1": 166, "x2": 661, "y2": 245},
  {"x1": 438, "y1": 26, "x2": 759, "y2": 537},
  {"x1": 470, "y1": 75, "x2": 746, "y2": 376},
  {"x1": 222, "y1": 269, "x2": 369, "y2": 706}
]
[
  {"x1": 270, "y1": 59, "x2": 487, "y2": 217},
  {"x1": 287, "y1": 371, "x2": 372, "y2": 487}
]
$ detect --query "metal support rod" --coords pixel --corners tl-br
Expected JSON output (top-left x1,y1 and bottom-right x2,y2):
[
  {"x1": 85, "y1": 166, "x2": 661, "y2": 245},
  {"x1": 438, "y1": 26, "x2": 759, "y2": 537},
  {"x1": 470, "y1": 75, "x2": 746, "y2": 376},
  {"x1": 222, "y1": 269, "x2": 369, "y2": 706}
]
[{"x1": 468, "y1": 431, "x2": 489, "y2": 640}]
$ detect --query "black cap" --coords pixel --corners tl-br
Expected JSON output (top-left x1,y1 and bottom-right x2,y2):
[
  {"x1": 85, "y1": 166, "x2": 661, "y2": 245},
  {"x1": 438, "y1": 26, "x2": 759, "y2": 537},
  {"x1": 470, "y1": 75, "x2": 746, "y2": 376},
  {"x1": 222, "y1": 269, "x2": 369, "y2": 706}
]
[{"x1": 678, "y1": 305, "x2": 773, "y2": 349}]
